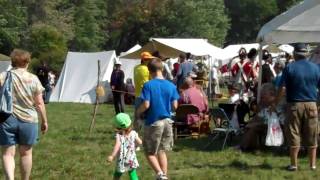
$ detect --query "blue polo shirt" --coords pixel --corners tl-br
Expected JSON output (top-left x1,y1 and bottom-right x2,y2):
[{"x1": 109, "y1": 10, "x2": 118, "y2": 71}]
[
  {"x1": 279, "y1": 59, "x2": 320, "y2": 102},
  {"x1": 140, "y1": 78, "x2": 179, "y2": 125}
]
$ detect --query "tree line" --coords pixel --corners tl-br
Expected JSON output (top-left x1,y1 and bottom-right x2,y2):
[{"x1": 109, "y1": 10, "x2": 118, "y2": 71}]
[{"x1": 0, "y1": 0, "x2": 301, "y2": 72}]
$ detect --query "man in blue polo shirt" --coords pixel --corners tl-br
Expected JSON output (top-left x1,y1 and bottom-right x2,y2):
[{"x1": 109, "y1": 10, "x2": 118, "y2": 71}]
[
  {"x1": 278, "y1": 43, "x2": 320, "y2": 171},
  {"x1": 137, "y1": 58, "x2": 179, "y2": 180}
]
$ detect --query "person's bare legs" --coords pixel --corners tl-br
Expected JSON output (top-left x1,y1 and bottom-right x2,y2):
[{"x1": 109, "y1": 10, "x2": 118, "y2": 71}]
[
  {"x1": 19, "y1": 145, "x2": 32, "y2": 180},
  {"x1": 308, "y1": 147, "x2": 317, "y2": 168},
  {"x1": 2, "y1": 145, "x2": 16, "y2": 180},
  {"x1": 290, "y1": 147, "x2": 299, "y2": 167},
  {"x1": 158, "y1": 151, "x2": 168, "y2": 174},
  {"x1": 146, "y1": 154, "x2": 163, "y2": 174}
]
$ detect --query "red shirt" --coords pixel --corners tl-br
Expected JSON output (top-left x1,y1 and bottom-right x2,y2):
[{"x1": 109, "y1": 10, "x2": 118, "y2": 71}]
[{"x1": 231, "y1": 60, "x2": 258, "y2": 80}]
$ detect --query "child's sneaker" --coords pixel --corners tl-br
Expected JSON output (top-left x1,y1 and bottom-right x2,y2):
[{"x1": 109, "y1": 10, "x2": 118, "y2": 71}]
[
  {"x1": 136, "y1": 146, "x2": 141, "y2": 151},
  {"x1": 156, "y1": 172, "x2": 168, "y2": 180}
]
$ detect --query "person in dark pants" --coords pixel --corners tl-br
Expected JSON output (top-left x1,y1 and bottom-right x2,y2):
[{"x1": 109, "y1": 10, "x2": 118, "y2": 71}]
[
  {"x1": 110, "y1": 61, "x2": 125, "y2": 114},
  {"x1": 36, "y1": 61, "x2": 51, "y2": 104}
]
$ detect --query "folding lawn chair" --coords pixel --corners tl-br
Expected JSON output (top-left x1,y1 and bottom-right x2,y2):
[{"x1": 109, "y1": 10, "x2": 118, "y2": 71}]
[
  {"x1": 173, "y1": 104, "x2": 200, "y2": 139},
  {"x1": 204, "y1": 105, "x2": 240, "y2": 150}
]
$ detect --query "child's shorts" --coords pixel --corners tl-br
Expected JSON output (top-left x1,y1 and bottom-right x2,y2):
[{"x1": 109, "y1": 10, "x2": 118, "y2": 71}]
[{"x1": 114, "y1": 169, "x2": 138, "y2": 180}]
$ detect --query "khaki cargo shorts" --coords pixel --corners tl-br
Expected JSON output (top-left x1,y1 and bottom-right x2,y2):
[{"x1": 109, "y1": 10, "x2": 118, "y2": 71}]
[
  {"x1": 285, "y1": 102, "x2": 318, "y2": 148},
  {"x1": 143, "y1": 119, "x2": 173, "y2": 154}
]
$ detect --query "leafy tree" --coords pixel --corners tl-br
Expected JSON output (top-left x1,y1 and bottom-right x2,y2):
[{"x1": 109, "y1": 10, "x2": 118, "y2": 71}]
[
  {"x1": 22, "y1": 0, "x2": 74, "y2": 42},
  {"x1": 225, "y1": 0, "x2": 279, "y2": 44},
  {"x1": 70, "y1": 0, "x2": 107, "y2": 51},
  {"x1": 165, "y1": 0, "x2": 229, "y2": 46},
  {"x1": 29, "y1": 23, "x2": 67, "y2": 72},
  {"x1": 106, "y1": 0, "x2": 229, "y2": 53},
  {"x1": 0, "y1": 0, "x2": 27, "y2": 54},
  {"x1": 277, "y1": 0, "x2": 303, "y2": 12}
]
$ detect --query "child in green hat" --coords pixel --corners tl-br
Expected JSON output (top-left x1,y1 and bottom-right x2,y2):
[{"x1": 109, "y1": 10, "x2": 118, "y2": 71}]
[{"x1": 107, "y1": 113, "x2": 142, "y2": 180}]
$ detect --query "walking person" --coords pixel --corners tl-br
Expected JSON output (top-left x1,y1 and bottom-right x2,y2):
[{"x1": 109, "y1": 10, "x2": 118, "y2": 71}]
[
  {"x1": 137, "y1": 58, "x2": 179, "y2": 180},
  {"x1": 107, "y1": 113, "x2": 142, "y2": 180},
  {"x1": 277, "y1": 43, "x2": 320, "y2": 171},
  {"x1": 110, "y1": 61, "x2": 125, "y2": 114},
  {"x1": 133, "y1": 52, "x2": 155, "y2": 130},
  {"x1": 176, "y1": 53, "x2": 195, "y2": 89},
  {"x1": 0, "y1": 49, "x2": 48, "y2": 180},
  {"x1": 36, "y1": 61, "x2": 51, "y2": 104}
]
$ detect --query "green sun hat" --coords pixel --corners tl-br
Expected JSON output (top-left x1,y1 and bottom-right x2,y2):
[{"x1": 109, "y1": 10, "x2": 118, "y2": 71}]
[{"x1": 114, "y1": 113, "x2": 132, "y2": 129}]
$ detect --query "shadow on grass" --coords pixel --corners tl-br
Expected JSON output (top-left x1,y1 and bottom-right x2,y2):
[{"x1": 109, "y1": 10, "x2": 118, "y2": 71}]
[
  {"x1": 173, "y1": 133, "x2": 291, "y2": 158},
  {"x1": 174, "y1": 133, "x2": 242, "y2": 152},
  {"x1": 190, "y1": 159, "x2": 274, "y2": 171}
]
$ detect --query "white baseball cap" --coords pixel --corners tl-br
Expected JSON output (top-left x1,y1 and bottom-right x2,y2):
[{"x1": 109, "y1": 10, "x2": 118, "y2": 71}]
[{"x1": 115, "y1": 61, "x2": 122, "y2": 65}]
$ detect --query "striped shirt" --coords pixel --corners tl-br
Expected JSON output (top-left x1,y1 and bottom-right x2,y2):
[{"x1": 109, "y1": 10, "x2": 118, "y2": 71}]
[{"x1": 0, "y1": 68, "x2": 44, "y2": 123}]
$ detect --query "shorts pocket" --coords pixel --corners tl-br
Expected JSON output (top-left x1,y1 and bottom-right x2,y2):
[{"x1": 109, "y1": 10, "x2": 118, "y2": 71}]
[{"x1": 308, "y1": 106, "x2": 318, "y2": 119}]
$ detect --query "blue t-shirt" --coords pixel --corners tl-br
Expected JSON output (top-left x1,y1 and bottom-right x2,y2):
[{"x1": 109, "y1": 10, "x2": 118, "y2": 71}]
[
  {"x1": 279, "y1": 59, "x2": 320, "y2": 102},
  {"x1": 140, "y1": 78, "x2": 180, "y2": 125}
]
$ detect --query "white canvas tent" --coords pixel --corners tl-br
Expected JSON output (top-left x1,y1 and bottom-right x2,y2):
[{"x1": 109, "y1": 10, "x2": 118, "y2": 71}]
[
  {"x1": 0, "y1": 54, "x2": 11, "y2": 72},
  {"x1": 120, "y1": 44, "x2": 142, "y2": 56},
  {"x1": 0, "y1": 61, "x2": 11, "y2": 72},
  {"x1": 257, "y1": 0, "x2": 320, "y2": 44},
  {"x1": 119, "y1": 44, "x2": 142, "y2": 82},
  {"x1": 50, "y1": 51, "x2": 117, "y2": 104},
  {"x1": 122, "y1": 38, "x2": 224, "y2": 60}
]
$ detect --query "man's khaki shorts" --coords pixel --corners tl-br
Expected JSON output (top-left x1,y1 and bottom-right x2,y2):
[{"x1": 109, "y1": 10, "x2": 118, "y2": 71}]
[
  {"x1": 285, "y1": 102, "x2": 318, "y2": 148},
  {"x1": 143, "y1": 119, "x2": 173, "y2": 155}
]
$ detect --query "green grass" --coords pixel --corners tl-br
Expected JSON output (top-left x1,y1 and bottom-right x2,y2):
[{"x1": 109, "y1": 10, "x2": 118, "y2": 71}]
[{"x1": 2, "y1": 103, "x2": 320, "y2": 179}]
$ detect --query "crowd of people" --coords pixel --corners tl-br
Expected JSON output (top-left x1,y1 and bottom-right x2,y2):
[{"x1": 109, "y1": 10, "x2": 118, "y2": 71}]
[
  {"x1": 108, "y1": 51, "x2": 212, "y2": 179},
  {"x1": 107, "y1": 42, "x2": 320, "y2": 179},
  {"x1": 1, "y1": 42, "x2": 319, "y2": 179}
]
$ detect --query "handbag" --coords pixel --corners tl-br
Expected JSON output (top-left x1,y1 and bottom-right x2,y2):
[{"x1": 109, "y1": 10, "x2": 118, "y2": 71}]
[{"x1": 0, "y1": 71, "x2": 13, "y2": 122}]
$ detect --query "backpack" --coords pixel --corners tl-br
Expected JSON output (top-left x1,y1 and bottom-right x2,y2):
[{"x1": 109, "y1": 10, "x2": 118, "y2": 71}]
[{"x1": 0, "y1": 71, "x2": 13, "y2": 122}]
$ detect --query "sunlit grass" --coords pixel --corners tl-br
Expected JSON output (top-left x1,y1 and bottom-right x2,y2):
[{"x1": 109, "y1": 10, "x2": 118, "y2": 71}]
[{"x1": 1, "y1": 103, "x2": 319, "y2": 179}]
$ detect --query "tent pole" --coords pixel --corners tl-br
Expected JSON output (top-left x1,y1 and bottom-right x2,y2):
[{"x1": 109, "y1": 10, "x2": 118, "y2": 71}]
[
  {"x1": 257, "y1": 44, "x2": 263, "y2": 104},
  {"x1": 208, "y1": 55, "x2": 213, "y2": 107},
  {"x1": 89, "y1": 60, "x2": 101, "y2": 134}
]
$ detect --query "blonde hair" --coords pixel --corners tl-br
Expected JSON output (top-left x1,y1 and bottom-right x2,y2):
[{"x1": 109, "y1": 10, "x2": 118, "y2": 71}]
[{"x1": 10, "y1": 49, "x2": 31, "y2": 68}]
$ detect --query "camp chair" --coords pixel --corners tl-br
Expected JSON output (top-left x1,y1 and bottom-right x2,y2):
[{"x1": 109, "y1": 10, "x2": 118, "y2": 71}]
[
  {"x1": 173, "y1": 104, "x2": 202, "y2": 139},
  {"x1": 204, "y1": 105, "x2": 240, "y2": 150}
]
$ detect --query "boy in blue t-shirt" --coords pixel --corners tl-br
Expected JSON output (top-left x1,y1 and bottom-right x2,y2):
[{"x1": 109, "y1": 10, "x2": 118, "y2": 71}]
[{"x1": 137, "y1": 58, "x2": 179, "y2": 180}]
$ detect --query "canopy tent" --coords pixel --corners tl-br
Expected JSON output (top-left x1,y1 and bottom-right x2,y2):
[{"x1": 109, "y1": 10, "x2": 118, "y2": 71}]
[
  {"x1": 0, "y1": 54, "x2": 11, "y2": 72},
  {"x1": 119, "y1": 44, "x2": 142, "y2": 82},
  {"x1": 256, "y1": 0, "x2": 320, "y2": 101},
  {"x1": 50, "y1": 51, "x2": 117, "y2": 104},
  {"x1": 257, "y1": 0, "x2": 320, "y2": 44},
  {"x1": 122, "y1": 38, "x2": 224, "y2": 60}
]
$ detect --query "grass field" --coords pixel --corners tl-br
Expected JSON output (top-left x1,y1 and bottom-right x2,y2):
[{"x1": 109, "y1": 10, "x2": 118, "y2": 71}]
[{"x1": 2, "y1": 103, "x2": 320, "y2": 180}]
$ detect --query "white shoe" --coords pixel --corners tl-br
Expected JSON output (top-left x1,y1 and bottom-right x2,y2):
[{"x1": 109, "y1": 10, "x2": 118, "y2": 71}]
[{"x1": 156, "y1": 173, "x2": 168, "y2": 180}]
